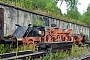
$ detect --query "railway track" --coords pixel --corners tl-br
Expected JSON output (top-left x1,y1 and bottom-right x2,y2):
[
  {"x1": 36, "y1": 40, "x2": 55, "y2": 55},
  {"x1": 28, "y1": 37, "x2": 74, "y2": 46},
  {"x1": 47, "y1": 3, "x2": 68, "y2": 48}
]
[
  {"x1": 0, "y1": 41, "x2": 73, "y2": 60},
  {"x1": 73, "y1": 53, "x2": 90, "y2": 60},
  {"x1": 0, "y1": 50, "x2": 46, "y2": 60},
  {"x1": 0, "y1": 48, "x2": 90, "y2": 60}
]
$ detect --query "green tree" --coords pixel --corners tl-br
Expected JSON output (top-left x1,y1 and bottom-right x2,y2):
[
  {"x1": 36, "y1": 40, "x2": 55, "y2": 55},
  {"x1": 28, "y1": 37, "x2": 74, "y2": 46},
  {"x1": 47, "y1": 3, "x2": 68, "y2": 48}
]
[
  {"x1": 56, "y1": 0, "x2": 79, "y2": 10},
  {"x1": 79, "y1": 4, "x2": 90, "y2": 26},
  {"x1": 66, "y1": 0, "x2": 78, "y2": 10},
  {"x1": 66, "y1": 9, "x2": 80, "y2": 19}
]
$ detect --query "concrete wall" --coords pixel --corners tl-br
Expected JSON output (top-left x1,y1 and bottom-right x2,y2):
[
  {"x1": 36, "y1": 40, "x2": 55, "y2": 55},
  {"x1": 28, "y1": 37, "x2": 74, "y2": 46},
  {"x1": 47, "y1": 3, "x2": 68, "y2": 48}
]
[{"x1": 0, "y1": 2, "x2": 90, "y2": 36}]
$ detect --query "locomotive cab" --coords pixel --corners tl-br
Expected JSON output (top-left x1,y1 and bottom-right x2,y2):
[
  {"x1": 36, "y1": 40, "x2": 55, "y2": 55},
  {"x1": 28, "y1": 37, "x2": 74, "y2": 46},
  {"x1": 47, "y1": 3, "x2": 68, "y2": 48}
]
[{"x1": 12, "y1": 24, "x2": 45, "y2": 44}]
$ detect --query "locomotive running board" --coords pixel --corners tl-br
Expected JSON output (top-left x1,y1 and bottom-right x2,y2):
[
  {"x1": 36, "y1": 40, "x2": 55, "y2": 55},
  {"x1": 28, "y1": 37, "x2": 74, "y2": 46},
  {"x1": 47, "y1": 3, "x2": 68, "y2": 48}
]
[{"x1": 37, "y1": 41, "x2": 73, "y2": 53}]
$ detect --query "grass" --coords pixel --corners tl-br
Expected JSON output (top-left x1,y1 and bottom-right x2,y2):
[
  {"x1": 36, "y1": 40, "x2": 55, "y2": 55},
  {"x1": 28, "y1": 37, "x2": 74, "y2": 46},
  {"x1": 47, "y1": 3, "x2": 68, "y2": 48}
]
[
  {"x1": 12, "y1": 44, "x2": 37, "y2": 52},
  {"x1": 37, "y1": 44, "x2": 90, "y2": 60},
  {"x1": 0, "y1": 44, "x2": 13, "y2": 54},
  {"x1": 0, "y1": 44, "x2": 37, "y2": 54},
  {"x1": 0, "y1": 43, "x2": 90, "y2": 60},
  {"x1": 0, "y1": 0, "x2": 88, "y2": 26},
  {"x1": 0, "y1": 36, "x2": 90, "y2": 59}
]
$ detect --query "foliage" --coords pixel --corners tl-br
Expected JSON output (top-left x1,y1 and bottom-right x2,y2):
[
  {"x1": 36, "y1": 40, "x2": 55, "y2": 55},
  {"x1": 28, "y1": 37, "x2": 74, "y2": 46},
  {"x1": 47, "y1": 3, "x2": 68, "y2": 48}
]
[
  {"x1": 66, "y1": 9, "x2": 81, "y2": 20},
  {"x1": 56, "y1": 0, "x2": 79, "y2": 10},
  {"x1": 0, "y1": 43, "x2": 90, "y2": 60},
  {"x1": 34, "y1": 18, "x2": 44, "y2": 26},
  {"x1": 65, "y1": 0, "x2": 79, "y2": 10},
  {"x1": 37, "y1": 44, "x2": 90, "y2": 60},
  {"x1": 70, "y1": 44, "x2": 90, "y2": 58},
  {"x1": 13, "y1": 44, "x2": 36, "y2": 52},
  {"x1": 79, "y1": 4, "x2": 90, "y2": 26},
  {"x1": 0, "y1": 44, "x2": 37, "y2": 54},
  {"x1": 0, "y1": 44, "x2": 13, "y2": 54},
  {"x1": 0, "y1": 0, "x2": 89, "y2": 26}
]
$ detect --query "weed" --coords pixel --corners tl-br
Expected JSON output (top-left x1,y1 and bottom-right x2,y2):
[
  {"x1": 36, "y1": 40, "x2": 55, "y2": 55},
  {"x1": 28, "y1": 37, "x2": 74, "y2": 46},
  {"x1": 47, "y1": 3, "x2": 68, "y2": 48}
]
[
  {"x1": 37, "y1": 44, "x2": 90, "y2": 60},
  {"x1": 0, "y1": 0, "x2": 88, "y2": 26}
]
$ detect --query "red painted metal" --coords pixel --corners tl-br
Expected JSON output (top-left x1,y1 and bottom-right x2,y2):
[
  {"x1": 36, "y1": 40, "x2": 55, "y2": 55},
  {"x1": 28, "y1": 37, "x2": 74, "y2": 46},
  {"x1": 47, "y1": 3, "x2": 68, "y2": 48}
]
[
  {"x1": 17, "y1": 27, "x2": 83, "y2": 45},
  {"x1": 44, "y1": 28, "x2": 83, "y2": 44},
  {"x1": 15, "y1": 27, "x2": 84, "y2": 45},
  {"x1": 0, "y1": 8, "x2": 4, "y2": 40},
  {"x1": 22, "y1": 37, "x2": 42, "y2": 44}
]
